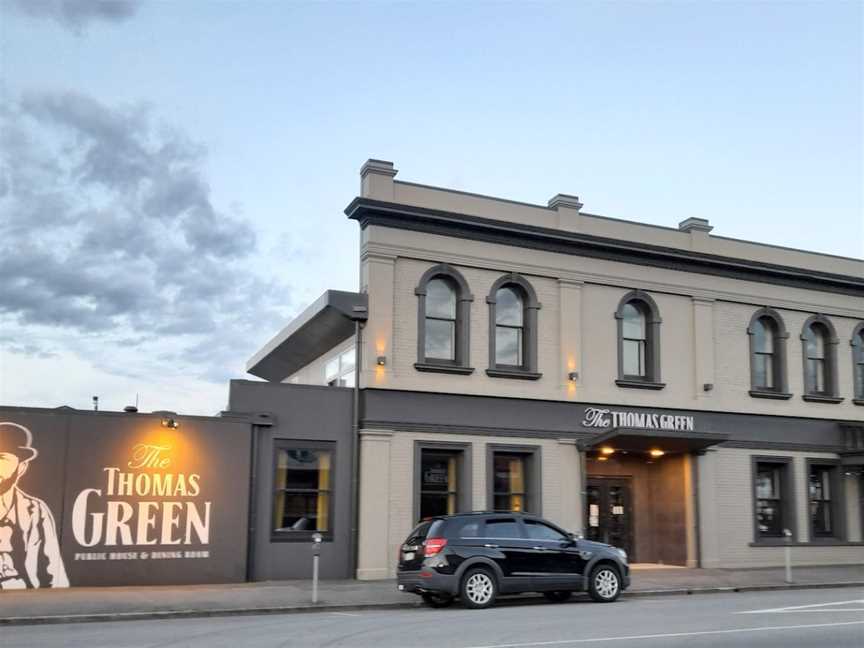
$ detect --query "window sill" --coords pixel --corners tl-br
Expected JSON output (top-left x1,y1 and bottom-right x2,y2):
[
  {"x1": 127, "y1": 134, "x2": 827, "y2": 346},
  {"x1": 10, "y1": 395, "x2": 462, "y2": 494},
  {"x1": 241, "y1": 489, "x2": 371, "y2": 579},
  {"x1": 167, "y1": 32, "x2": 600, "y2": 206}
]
[
  {"x1": 749, "y1": 540, "x2": 863, "y2": 548},
  {"x1": 271, "y1": 532, "x2": 334, "y2": 543},
  {"x1": 749, "y1": 390, "x2": 793, "y2": 400},
  {"x1": 802, "y1": 394, "x2": 844, "y2": 404},
  {"x1": 853, "y1": 399, "x2": 864, "y2": 406},
  {"x1": 486, "y1": 368, "x2": 543, "y2": 380},
  {"x1": 615, "y1": 379, "x2": 666, "y2": 390},
  {"x1": 414, "y1": 362, "x2": 475, "y2": 375}
]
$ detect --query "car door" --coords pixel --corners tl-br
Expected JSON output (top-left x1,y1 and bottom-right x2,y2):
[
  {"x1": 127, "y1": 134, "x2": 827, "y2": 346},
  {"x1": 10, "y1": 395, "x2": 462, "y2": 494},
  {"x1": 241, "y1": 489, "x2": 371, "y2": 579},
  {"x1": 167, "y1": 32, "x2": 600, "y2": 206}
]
[
  {"x1": 523, "y1": 518, "x2": 584, "y2": 590},
  {"x1": 481, "y1": 517, "x2": 536, "y2": 592}
]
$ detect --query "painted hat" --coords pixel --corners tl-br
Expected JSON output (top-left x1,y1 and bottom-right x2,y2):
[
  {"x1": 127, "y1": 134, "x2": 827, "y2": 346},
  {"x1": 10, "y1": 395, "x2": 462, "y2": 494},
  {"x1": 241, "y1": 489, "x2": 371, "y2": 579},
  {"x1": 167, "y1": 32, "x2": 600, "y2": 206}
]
[{"x1": 0, "y1": 422, "x2": 38, "y2": 463}]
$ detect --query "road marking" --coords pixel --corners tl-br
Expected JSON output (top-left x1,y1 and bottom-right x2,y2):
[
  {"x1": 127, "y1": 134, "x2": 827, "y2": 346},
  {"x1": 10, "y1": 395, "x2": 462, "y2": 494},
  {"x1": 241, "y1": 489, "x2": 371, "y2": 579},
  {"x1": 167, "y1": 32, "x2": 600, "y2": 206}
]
[
  {"x1": 330, "y1": 612, "x2": 361, "y2": 617},
  {"x1": 461, "y1": 621, "x2": 864, "y2": 648},
  {"x1": 738, "y1": 599, "x2": 864, "y2": 614}
]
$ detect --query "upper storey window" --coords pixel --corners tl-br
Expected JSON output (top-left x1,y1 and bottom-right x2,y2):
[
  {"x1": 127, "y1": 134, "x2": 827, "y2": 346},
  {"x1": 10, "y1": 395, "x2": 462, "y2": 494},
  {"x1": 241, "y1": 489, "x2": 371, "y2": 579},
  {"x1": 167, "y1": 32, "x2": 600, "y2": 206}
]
[
  {"x1": 852, "y1": 323, "x2": 864, "y2": 403},
  {"x1": 486, "y1": 274, "x2": 541, "y2": 380},
  {"x1": 747, "y1": 308, "x2": 790, "y2": 399},
  {"x1": 615, "y1": 291, "x2": 664, "y2": 389},
  {"x1": 415, "y1": 264, "x2": 474, "y2": 375},
  {"x1": 801, "y1": 315, "x2": 842, "y2": 403}
]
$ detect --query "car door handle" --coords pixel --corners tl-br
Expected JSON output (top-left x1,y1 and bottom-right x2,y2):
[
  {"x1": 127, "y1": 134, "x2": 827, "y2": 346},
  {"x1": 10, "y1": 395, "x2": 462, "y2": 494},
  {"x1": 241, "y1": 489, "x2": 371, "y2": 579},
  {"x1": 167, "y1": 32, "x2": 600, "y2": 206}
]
[
  {"x1": 532, "y1": 546, "x2": 546, "y2": 551},
  {"x1": 483, "y1": 543, "x2": 499, "y2": 548}
]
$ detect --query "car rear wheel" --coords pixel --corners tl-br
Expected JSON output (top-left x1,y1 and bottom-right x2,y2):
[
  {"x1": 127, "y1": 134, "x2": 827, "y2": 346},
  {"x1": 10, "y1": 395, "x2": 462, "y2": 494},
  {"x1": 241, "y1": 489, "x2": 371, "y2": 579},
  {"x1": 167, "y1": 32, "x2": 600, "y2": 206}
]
[
  {"x1": 460, "y1": 567, "x2": 497, "y2": 609},
  {"x1": 543, "y1": 590, "x2": 572, "y2": 603},
  {"x1": 588, "y1": 564, "x2": 621, "y2": 603},
  {"x1": 422, "y1": 592, "x2": 454, "y2": 608}
]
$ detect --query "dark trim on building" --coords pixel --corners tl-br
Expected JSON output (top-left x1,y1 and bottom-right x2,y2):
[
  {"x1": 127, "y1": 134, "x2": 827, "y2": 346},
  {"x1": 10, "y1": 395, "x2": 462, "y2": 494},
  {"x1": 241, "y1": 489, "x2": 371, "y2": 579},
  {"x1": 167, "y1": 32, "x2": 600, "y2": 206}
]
[
  {"x1": 748, "y1": 541, "x2": 864, "y2": 548},
  {"x1": 750, "y1": 455, "x2": 796, "y2": 544},
  {"x1": 722, "y1": 440, "x2": 843, "y2": 453},
  {"x1": 486, "y1": 368, "x2": 542, "y2": 380},
  {"x1": 802, "y1": 394, "x2": 844, "y2": 404},
  {"x1": 415, "y1": 263, "x2": 473, "y2": 371},
  {"x1": 851, "y1": 322, "x2": 864, "y2": 401},
  {"x1": 345, "y1": 198, "x2": 864, "y2": 298},
  {"x1": 413, "y1": 440, "x2": 473, "y2": 522},
  {"x1": 615, "y1": 379, "x2": 666, "y2": 390},
  {"x1": 747, "y1": 307, "x2": 790, "y2": 396},
  {"x1": 415, "y1": 362, "x2": 475, "y2": 375},
  {"x1": 486, "y1": 273, "x2": 542, "y2": 377},
  {"x1": 800, "y1": 314, "x2": 841, "y2": 399},
  {"x1": 804, "y1": 458, "x2": 846, "y2": 542},
  {"x1": 615, "y1": 290, "x2": 662, "y2": 386}
]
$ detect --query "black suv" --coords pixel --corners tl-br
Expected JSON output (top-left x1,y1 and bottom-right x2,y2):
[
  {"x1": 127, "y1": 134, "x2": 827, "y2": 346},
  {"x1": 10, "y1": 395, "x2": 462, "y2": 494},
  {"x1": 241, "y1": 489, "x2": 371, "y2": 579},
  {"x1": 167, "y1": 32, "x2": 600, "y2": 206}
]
[{"x1": 397, "y1": 512, "x2": 629, "y2": 609}]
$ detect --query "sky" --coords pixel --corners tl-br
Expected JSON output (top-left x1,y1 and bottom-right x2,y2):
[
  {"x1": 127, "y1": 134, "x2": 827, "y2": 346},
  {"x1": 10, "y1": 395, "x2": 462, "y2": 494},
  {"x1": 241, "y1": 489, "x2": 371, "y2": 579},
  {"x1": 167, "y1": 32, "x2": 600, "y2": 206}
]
[{"x1": 0, "y1": 0, "x2": 861, "y2": 415}]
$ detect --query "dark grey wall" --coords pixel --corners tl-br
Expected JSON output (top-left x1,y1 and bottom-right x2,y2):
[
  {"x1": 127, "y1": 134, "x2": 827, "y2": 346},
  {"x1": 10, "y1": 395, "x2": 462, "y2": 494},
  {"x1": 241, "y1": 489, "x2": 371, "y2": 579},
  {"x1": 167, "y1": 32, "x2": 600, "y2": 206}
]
[
  {"x1": 228, "y1": 380, "x2": 354, "y2": 580},
  {"x1": 361, "y1": 389, "x2": 847, "y2": 451},
  {"x1": 0, "y1": 406, "x2": 251, "y2": 588}
]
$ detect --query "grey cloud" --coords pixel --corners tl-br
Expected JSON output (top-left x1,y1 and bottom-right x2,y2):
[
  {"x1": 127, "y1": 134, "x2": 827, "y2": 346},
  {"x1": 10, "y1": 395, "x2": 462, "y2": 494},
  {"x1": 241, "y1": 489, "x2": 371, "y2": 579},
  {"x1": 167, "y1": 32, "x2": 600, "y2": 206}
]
[
  {"x1": 8, "y1": 0, "x2": 139, "y2": 33},
  {"x1": 0, "y1": 91, "x2": 292, "y2": 385}
]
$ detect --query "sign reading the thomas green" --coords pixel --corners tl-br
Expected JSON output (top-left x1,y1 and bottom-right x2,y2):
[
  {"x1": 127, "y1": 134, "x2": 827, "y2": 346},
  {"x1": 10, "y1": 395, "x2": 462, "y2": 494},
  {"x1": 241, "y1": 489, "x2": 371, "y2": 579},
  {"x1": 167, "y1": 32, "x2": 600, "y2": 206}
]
[{"x1": 582, "y1": 408, "x2": 696, "y2": 432}]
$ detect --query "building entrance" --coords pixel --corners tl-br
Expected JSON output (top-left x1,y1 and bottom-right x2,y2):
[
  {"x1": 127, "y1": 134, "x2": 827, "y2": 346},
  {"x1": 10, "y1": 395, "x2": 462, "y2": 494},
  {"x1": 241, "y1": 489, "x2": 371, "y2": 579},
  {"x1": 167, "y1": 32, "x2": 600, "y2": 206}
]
[{"x1": 585, "y1": 477, "x2": 633, "y2": 559}]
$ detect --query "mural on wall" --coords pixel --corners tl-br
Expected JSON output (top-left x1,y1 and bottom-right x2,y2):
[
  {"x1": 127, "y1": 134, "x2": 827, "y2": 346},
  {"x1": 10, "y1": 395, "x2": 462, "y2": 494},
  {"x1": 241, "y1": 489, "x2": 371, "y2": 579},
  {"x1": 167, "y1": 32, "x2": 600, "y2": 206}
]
[{"x1": 0, "y1": 422, "x2": 69, "y2": 589}]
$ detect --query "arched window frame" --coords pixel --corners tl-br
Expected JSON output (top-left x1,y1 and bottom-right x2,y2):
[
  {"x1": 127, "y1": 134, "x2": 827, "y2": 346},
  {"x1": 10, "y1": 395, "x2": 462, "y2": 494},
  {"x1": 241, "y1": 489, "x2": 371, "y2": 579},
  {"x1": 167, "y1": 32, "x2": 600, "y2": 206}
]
[
  {"x1": 614, "y1": 290, "x2": 664, "y2": 389},
  {"x1": 414, "y1": 264, "x2": 474, "y2": 374},
  {"x1": 851, "y1": 322, "x2": 864, "y2": 405},
  {"x1": 486, "y1": 274, "x2": 542, "y2": 380},
  {"x1": 800, "y1": 314, "x2": 842, "y2": 403},
  {"x1": 747, "y1": 307, "x2": 791, "y2": 399}
]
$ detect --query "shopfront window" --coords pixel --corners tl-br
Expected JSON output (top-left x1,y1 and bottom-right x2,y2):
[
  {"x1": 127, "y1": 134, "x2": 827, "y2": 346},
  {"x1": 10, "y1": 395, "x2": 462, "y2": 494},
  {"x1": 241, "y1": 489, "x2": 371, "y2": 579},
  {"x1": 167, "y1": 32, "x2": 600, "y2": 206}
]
[
  {"x1": 754, "y1": 460, "x2": 790, "y2": 539},
  {"x1": 419, "y1": 449, "x2": 459, "y2": 518},
  {"x1": 273, "y1": 444, "x2": 333, "y2": 537},
  {"x1": 493, "y1": 453, "x2": 527, "y2": 512},
  {"x1": 809, "y1": 464, "x2": 838, "y2": 538}
]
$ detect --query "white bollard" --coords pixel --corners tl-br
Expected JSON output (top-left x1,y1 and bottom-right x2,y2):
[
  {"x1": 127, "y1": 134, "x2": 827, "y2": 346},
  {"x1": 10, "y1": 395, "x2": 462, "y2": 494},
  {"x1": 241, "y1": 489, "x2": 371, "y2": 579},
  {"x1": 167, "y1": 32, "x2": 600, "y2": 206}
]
[
  {"x1": 312, "y1": 532, "x2": 323, "y2": 604},
  {"x1": 783, "y1": 528, "x2": 792, "y2": 584}
]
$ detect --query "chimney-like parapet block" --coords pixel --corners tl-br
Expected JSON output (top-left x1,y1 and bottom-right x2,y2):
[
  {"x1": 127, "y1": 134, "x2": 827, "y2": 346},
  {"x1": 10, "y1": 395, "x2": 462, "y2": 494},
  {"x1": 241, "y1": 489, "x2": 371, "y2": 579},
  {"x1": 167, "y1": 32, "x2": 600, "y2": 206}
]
[
  {"x1": 548, "y1": 193, "x2": 584, "y2": 231},
  {"x1": 361, "y1": 159, "x2": 398, "y2": 200},
  {"x1": 678, "y1": 217, "x2": 713, "y2": 233}
]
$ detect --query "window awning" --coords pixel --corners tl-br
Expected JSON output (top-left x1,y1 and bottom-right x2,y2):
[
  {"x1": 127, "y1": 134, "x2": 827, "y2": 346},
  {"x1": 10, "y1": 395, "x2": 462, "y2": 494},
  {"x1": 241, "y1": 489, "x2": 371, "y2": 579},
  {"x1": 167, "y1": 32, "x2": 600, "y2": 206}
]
[
  {"x1": 578, "y1": 427, "x2": 728, "y2": 454},
  {"x1": 246, "y1": 290, "x2": 368, "y2": 382}
]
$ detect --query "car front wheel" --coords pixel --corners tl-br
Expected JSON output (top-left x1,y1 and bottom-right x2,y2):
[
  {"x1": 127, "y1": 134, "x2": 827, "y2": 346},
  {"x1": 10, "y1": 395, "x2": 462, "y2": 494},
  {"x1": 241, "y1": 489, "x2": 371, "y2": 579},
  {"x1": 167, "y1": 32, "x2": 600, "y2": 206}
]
[
  {"x1": 460, "y1": 567, "x2": 498, "y2": 609},
  {"x1": 588, "y1": 565, "x2": 621, "y2": 603},
  {"x1": 422, "y1": 592, "x2": 454, "y2": 608}
]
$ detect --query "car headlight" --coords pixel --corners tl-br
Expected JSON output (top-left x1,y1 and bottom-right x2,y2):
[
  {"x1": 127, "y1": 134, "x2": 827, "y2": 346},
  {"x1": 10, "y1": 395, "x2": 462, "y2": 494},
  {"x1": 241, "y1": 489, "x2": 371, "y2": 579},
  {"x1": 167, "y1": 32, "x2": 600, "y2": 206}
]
[{"x1": 615, "y1": 548, "x2": 628, "y2": 563}]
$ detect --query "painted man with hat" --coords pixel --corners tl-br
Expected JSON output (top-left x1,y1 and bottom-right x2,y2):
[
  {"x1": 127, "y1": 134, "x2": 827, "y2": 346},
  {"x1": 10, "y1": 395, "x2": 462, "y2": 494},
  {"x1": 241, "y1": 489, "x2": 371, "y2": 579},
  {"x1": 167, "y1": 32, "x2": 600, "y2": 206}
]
[{"x1": 0, "y1": 422, "x2": 68, "y2": 588}]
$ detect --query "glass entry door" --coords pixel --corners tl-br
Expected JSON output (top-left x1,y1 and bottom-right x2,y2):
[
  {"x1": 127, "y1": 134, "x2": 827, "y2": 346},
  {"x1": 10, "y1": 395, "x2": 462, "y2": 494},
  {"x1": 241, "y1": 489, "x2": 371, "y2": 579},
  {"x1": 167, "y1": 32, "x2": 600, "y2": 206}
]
[{"x1": 585, "y1": 477, "x2": 634, "y2": 559}]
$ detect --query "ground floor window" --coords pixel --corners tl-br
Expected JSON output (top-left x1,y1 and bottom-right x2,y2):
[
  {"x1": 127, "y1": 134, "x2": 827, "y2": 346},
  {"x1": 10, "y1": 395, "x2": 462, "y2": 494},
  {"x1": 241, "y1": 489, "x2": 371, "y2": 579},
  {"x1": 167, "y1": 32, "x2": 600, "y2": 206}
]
[
  {"x1": 753, "y1": 458, "x2": 792, "y2": 540},
  {"x1": 272, "y1": 442, "x2": 333, "y2": 538},
  {"x1": 419, "y1": 449, "x2": 459, "y2": 518},
  {"x1": 493, "y1": 453, "x2": 528, "y2": 512},
  {"x1": 808, "y1": 462, "x2": 840, "y2": 539}
]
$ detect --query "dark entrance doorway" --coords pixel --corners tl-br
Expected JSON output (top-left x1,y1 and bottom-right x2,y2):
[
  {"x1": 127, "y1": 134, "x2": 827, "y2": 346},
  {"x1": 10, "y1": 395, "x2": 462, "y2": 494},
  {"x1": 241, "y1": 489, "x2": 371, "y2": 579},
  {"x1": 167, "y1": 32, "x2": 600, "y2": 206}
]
[{"x1": 585, "y1": 477, "x2": 634, "y2": 559}]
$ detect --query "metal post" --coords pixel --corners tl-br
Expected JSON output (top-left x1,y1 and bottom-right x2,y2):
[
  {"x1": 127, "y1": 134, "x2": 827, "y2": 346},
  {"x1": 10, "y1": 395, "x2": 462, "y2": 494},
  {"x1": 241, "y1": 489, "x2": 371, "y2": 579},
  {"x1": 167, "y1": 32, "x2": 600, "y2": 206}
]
[
  {"x1": 312, "y1": 532, "x2": 322, "y2": 604},
  {"x1": 783, "y1": 528, "x2": 792, "y2": 583}
]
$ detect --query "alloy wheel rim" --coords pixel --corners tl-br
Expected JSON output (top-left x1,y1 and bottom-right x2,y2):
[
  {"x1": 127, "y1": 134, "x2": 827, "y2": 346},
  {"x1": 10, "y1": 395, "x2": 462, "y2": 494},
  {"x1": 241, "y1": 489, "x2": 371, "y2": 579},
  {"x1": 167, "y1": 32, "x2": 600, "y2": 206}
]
[
  {"x1": 465, "y1": 572, "x2": 494, "y2": 604},
  {"x1": 595, "y1": 569, "x2": 619, "y2": 599}
]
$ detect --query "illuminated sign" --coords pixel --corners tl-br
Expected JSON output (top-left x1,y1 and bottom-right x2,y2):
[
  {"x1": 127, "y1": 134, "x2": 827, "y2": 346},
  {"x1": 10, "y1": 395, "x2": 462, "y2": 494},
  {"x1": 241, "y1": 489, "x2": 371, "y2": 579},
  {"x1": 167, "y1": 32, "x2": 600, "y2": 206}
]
[{"x1": 582, "y1": 407, "x2": 695, "y2": 432}]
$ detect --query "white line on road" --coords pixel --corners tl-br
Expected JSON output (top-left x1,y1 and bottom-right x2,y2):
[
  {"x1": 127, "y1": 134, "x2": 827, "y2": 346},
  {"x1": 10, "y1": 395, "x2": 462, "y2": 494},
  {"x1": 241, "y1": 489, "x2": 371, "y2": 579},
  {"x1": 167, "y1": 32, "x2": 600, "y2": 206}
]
[
  {"x1": 330, "y1": 612, "x2": 361, "y2": 617},
  {"x1": 461, "y1": 621, "x2": 864, "y2": 648},
  {"x1": 738, "y1": 599, "x2": 864, "y2": 614}
]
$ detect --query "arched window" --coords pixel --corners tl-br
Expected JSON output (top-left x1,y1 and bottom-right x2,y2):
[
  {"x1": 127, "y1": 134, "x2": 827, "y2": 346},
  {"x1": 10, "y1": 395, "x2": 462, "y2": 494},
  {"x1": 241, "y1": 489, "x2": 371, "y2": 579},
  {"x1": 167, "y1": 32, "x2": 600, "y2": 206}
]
[
  {"x1": 800, "y1": 315, "x2": 841, "y2": 403},
  {"x1": 486, "y1": 274, "x2": 541, "y2": 379},
  {"x1": 615, "y1": 290, "x2": 663, "y2": 389},
  {"x1": 853, "y1": 323, "x2": 864, "y2": 403},
  {"x1": 747, "y1": 308, "x2": 790, "y2": 399},
  {"x1": 415, "y1": 264, "x2": 474, "y2": 374}
]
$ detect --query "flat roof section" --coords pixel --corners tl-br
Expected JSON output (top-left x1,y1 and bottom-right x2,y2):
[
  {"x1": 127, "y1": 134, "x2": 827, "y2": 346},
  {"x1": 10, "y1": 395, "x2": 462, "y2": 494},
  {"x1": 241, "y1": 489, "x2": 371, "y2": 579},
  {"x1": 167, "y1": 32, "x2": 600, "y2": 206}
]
[{"x1": 246, "y1": 290, "x2": 367, "y2": 382}]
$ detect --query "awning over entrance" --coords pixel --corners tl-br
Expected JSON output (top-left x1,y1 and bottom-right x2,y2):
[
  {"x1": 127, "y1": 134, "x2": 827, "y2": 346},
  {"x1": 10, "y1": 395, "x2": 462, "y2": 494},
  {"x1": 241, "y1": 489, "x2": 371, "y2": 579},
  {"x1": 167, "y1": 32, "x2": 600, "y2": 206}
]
[
  {"x1": 246, "y1": 290, "x2": 368, "y2": 382},
  {"x1": 578, "y1": 426, "x2": 728, "y2": 454}
]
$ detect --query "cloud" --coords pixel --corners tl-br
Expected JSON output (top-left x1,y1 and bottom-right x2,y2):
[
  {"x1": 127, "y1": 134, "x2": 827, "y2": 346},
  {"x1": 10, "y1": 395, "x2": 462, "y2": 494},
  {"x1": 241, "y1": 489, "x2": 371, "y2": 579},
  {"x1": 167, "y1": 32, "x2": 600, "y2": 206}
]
[
  {"x1": 7, "y1": 0, "x2": 139, "y2": 33},
  {"x1": 0, "y1": 90, "x2": 292, "y2": 387}
]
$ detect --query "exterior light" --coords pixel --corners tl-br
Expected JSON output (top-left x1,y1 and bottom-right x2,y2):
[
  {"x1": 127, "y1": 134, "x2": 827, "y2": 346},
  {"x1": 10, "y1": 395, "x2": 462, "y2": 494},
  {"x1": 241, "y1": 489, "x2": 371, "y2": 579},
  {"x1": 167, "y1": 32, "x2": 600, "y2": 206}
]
[
  {"x1": 161, "y1": 417, "x2": 180, "y2": 429},
  {"x1": 376, "y1": 356, "x2": 386, "y2": 366},
  {"x1": 568, "y1": 371, "x2": 579, "y2": 381},
  {"x1": 600, "y1": 446, "x2": 615, "y2": 456},
  {"x1": 649, "y1": 448, "x2": 664, "y2": 458},
  {"x1": 597, "y1": 455, "x2": 609, "y2": 462}
]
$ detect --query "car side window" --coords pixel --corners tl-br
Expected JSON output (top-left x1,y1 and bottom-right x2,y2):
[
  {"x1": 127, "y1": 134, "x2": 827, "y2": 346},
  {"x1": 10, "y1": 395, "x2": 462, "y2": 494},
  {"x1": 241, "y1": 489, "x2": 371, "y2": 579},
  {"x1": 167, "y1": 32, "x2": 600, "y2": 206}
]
[
  {"x1": 525, "y1": 520, "x2": 567, "y2": 542},
  {"x1": 446, "y1": 519, "x2": 481, "y2": 538},
  {"x1": 484, "y1": 518, "x2": 522, "y2": 538}
]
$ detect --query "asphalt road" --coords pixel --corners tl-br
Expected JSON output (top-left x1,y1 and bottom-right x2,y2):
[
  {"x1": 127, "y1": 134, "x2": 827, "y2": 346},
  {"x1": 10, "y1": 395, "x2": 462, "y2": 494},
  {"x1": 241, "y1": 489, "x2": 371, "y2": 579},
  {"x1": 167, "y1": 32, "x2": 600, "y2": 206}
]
[{"x1": 4, "y1": 587, "x2": 863, "y2": 648}]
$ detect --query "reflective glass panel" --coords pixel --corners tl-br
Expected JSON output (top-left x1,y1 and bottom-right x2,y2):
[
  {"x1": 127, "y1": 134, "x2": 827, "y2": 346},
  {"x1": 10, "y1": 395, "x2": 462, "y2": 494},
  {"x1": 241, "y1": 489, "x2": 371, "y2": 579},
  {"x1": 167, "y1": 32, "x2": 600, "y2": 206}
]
[
  {"x1": 495, "y1": 287, "x2": 523, "y2": 326},
  {"x1": 622, "y1": 339, "x2": 645, "y2": 377},
  {"x1": 495, "y1": 326, "x2": 522, "y2": 366},
  {"x1": 753, "y1": 318, "x2": 774, "y2": 353},
  {"x1": 426, "y1": 278, "x2": 456, "y2": 319},
  {"x1": 621, "y1": 303, "x2": 646, "y2": 339},
  {"x1": 425, "y1": 318, "x2": 455, "y2": 360}
]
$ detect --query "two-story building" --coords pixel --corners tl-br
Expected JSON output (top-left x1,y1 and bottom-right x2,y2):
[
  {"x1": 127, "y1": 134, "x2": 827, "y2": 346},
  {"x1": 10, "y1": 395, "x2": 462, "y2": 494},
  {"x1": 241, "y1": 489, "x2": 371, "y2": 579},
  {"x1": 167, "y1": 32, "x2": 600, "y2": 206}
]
[{"x1": 243, "y1": 159, "x2": 864, "y2": 581}]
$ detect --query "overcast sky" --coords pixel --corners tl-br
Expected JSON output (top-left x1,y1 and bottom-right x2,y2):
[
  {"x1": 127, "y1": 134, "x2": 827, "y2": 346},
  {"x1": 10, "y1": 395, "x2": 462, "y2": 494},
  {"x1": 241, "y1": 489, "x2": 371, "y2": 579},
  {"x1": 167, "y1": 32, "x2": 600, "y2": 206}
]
[{"x1": 1, "y1": 0, "x2": 861, "y2": 414}]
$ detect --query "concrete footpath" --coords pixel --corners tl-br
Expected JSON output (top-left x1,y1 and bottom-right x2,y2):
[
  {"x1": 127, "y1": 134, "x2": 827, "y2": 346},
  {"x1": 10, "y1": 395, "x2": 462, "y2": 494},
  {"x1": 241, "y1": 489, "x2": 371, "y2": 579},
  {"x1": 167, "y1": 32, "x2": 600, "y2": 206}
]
[{"x1": 1, "y1": 565, "x2": 862, "y2": 626}]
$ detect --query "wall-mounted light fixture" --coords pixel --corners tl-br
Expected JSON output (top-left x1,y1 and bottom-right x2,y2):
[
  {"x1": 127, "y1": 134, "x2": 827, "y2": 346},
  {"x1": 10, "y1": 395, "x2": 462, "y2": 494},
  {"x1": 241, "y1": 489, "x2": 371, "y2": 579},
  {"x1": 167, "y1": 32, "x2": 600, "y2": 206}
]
[
  {"x1": 597, "y1": 455, "x2": 609, "y2": 462},
  {"x1": 649, "y1": 448, "x2": 665, "y2": 458},
  {"x1": 161, "y1": 417, "x2": 180, "y2": 429},
  {"x1": 376, "y1": 356, "x2": 386, "y2": 366},
  {"x1": 703, "y1": 383, "x2": 714, "y2": 392},
  {"x1": 568, "y1": 371, "x2": 579, "y2": 381},
  {"x1": 600, "y1": 446, "x2": 615, "y2": 456}
]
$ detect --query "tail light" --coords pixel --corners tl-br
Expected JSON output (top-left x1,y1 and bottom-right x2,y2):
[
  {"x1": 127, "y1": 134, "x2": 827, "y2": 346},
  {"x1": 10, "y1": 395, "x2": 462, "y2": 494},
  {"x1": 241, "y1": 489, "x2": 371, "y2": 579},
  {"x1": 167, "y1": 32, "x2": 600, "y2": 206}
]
[{"x1": 423, "y1": 537, "x2": 447, "y2": 556}]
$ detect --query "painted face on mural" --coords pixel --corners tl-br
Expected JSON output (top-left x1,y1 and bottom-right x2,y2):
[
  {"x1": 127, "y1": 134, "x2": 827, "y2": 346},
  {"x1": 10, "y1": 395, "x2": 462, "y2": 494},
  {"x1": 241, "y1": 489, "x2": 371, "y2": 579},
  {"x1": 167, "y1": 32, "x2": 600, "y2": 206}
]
[{"x1": 0, "y1": 452, "x2": 24, "y2": 496}]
